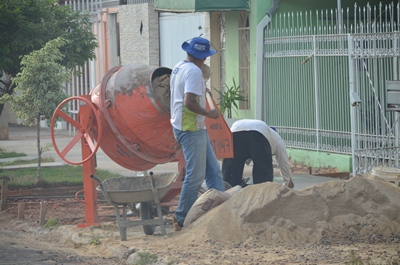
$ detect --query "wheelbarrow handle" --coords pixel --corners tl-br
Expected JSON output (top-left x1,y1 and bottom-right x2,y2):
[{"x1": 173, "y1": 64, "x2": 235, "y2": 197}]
[{"x1": 90, "y1": 174, "x2": 103, "y2": 190}]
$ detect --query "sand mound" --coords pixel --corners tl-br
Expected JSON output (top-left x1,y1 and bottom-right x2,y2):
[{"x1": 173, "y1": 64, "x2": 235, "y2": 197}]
[{"x1": 177, "y1": 175, "x2": 400, "y2": 246}]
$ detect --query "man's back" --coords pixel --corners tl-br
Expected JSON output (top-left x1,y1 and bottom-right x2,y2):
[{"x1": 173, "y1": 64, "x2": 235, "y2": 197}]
[{"x1": 170, "y1": 60, "x2": 206, "y2": 131}]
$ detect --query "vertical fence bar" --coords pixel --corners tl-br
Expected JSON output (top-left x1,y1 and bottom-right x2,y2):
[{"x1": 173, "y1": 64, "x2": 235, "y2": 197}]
[
  {"x1": 313, "y1": 35, "x2": 320, "y2": 151},
  {"x1": 393, "y1": 35, "x2": 399, "y2": 167},
  {"x1": 348, "y1": 34, "x2": 358, "y2": 176}
]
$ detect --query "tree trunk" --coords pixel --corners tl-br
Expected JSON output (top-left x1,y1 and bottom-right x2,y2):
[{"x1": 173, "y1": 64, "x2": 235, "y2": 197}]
[
  {"x1": 0, "y1": 103, "x2": 4, "y2": 117},
  {"x1": 0, "y1": 75, "x2": 15, "y2": 140},
  {"x1": 0, "y1": 76, "x2": 15, "y2": 116},
  {"x1": 0, "y1": 115, "x2": 9, "y2": 140},
  {"x1": 37, "y1": 114, "x2": 42, "y2": 181}
]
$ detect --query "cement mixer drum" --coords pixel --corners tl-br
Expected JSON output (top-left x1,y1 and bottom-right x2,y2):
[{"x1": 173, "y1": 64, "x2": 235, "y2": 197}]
[{"x1": 90, "y1": 64, "x2": 180, "y2": 171}]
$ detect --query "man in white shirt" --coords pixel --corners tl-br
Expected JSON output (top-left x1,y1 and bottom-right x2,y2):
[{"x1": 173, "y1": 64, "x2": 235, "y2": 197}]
[
  {"x1": 170, "y1": 37, "x2": 225, "y2": 231},
  {"x1": 222, "y1": 119, "x2": 294, "y2": 188}
]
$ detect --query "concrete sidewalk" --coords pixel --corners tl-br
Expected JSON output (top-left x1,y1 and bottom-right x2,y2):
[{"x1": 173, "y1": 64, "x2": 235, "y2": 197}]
[
  {"x1": 1, "y1": 124, "x2": 179, "y2": 175},
  {"x1": 0, "y1": 124, "x2": 342, "y2": 190}
]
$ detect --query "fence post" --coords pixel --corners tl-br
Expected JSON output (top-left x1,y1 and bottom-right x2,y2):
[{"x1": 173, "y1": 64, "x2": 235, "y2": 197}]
[
  {"x1": 39, "y1": 201, "x2": 47, "y2": 226},
  {"x1": 1, "y1": 178, "x2": 8, "y2": 211},
  {"x1": 348, "y1": 33, "x2": 357, "y2": 177},
  {"x1": 0, "y1": 176, "x2": 10, "y2": 211},
  {"x1": 313, "y1": 35, "x2": 320, "y2": 152},
  {"x1": 17, "y1": 202, "x2": 25, "y2": 220}
]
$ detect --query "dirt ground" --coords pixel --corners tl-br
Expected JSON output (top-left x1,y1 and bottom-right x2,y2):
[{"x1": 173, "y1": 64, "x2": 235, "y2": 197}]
[{"x1": 1, "y1": 175, "x2": 400, "y2": 265}]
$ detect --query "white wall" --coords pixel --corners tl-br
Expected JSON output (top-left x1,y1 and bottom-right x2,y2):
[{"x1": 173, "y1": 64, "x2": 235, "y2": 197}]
[{"x1": 159, "y1": 12, "x2": 210, "y2": 69}]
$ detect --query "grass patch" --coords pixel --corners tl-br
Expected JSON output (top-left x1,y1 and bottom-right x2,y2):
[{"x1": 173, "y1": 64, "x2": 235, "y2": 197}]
[
  {"x1": 134, "y1": 252, "x2": 158, "y2": 265},
  {"x1": 0, "y1": 148, "x2": 26, "y2": 159},
  {"x1": 0, "y1": 148, "x2": 126, "y2": 190},
  {"x1": 0, "y1": 157, "x2": 54, "y2": 166},
  {"x1": 44, "y1": 217, "x2": 59, "y2": 229},
  {"x1": 89, "y1": 233, "x2": 102, "y2": 245},
  {"x1": 346, "y1": 250, "x2": 400, "y2": 265},
  {"x1": 0, "y1": 165, "x2": 123, "y2": 190}
]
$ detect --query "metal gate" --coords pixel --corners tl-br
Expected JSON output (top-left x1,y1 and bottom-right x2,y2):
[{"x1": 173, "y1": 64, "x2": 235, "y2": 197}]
[
  {"x1": 65, "y1": 0, "x2": 106, "y2": 97},
  {"x1": 61, "y1": 0, "x2": 106, "y2": 132},
  {"x1": 349, "y1": 31, "x2": 400, "y2": 175},
  {"x1": 263, "y1": 1, "x2": 400, "y2": 175}
]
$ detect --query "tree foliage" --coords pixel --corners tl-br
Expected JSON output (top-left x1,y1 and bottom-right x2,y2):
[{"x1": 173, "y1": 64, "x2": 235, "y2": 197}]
[
  {"x1": 1, "y1": 37, "x2": 71, "y2": 180},
  {"x1": 9, "y1": 37, "x2": 70, "y2": 126},
  {"x1": 0, "y1": 0, "x2": 97, "y2": 114}
]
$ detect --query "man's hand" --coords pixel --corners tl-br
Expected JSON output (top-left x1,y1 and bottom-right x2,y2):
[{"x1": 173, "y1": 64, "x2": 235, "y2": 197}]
[
  {"x1": 208, "y1": 109, "x2": 219, "y2": 119},
  {"x1": 288, "y1": 179, "x2": 294, "y2": 189},
  {"x1": 184, "y1": 93, "x2": 219, "y2": 119}
]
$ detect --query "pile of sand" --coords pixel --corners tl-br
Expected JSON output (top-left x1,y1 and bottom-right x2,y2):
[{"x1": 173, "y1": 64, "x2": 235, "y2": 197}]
[{"x1": 177, "y1": 175, "x2": 400, "y2": 246}]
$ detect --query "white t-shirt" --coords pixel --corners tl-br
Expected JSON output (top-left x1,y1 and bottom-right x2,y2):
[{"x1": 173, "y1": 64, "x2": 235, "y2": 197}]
[
  {"x1": 230, "y1": 119, "x2": 293, "y2": 186},
  {"x1": 170, "y1": 60, "x2": 206, "y2": 131}
]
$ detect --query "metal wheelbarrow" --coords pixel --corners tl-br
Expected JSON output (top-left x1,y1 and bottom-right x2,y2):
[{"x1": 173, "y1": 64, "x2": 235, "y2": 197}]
[{"x1": 91, "y1": 172, "x2": 178, "y2": 240}]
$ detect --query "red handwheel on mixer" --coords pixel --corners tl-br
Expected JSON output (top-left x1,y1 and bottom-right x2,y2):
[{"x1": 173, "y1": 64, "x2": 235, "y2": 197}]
[{"x1": 50, "y1": 95, "x2": 103, "y2": 165}]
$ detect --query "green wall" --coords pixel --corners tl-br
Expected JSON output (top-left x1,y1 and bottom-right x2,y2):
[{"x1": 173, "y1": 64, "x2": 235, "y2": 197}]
[
  {"x1": 224, "y1": 11, "x2": 239, "y2": 89},
  {"x1": 224, "y1": 0, "x2": 271, "y2": 119},
  {"x1": 287, "y1": 148, "x2": 352, "y2": 172}
]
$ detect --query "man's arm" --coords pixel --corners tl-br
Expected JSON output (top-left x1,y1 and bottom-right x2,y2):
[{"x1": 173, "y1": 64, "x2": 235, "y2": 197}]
[
  {"x1": 274, "y1": 142, "x2": 294, "y2": 188},
  {"x1": 184, "y1": 92, "x2": 219, "y2": 119}
]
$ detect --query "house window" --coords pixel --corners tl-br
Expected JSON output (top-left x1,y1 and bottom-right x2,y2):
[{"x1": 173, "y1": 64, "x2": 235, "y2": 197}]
[{"x1": 238, "y1": 11, "x2": 250, "y2": 109}]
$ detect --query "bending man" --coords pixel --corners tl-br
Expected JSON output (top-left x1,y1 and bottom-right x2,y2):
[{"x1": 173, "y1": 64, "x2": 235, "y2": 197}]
[{"x1": 222, "y1": 119, "x2": 294, "y2": 188}]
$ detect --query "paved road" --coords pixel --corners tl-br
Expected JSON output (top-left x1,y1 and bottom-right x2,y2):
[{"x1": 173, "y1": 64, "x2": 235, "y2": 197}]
[{"x1": 1, "y1": 123, "x2": 179, "y2": 176}]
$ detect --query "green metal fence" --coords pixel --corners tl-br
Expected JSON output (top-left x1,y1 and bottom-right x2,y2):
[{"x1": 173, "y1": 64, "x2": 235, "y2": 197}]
[{"x1": 263, "y1": 1, "x2": 400, "y2": 174}]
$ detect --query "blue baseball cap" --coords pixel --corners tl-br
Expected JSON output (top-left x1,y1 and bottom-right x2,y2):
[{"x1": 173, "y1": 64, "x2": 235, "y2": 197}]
[{"x1": 182, "y1": 37, "x2": 217, "y2": 59}]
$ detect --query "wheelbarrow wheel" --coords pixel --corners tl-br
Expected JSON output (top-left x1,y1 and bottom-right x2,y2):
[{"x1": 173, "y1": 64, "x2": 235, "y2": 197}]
[{"x1": 140, "y1": 202, "x2": 155, "y2": 235}]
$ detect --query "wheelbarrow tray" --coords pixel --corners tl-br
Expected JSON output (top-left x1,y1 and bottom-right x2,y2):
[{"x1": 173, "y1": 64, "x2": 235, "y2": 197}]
[{"x1": 100, "y1": 173, "x2": 178, "y2": 205}]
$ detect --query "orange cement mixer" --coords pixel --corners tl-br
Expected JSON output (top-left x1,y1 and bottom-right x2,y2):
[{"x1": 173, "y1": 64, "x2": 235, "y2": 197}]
[
  {"x1": 90, "y1": 65, "x2": 181, "y2": 171},
  {"x1": 52, "y1": 65, "x2": 181, "y2": 169},
  {"x1": 50, "y1": 64, "x2": 233, "y2": 227}
]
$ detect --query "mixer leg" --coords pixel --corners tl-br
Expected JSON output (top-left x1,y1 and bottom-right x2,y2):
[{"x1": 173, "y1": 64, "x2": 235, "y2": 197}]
[{"x1": 78, "y1": 151, "x2": 100, "y2": 227}]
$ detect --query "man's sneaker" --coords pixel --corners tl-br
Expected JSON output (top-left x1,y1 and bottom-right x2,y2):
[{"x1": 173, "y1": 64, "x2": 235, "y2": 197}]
[{"x1": 173, "y1": 216, "x2": 182, "y2": 231}]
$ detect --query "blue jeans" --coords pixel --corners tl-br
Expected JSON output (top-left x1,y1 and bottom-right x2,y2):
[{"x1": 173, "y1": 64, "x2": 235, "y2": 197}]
[{"x1": 173, "y1": 128, "x2": 224, "y2": 227}]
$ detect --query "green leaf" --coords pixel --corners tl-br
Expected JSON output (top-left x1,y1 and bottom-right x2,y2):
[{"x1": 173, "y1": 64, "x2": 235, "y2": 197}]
[{"x1": 213, "y1": 77, "x2": 246, "y2": 118}]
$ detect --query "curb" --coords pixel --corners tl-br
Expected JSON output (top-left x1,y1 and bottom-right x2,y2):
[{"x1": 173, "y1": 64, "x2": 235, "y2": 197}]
[
  {"x1": 1, "y1": 162, "x2": 65, "y2": 170},
  {"x1": 0, "y1": 156, "x2": 38, "y2": 163}
]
